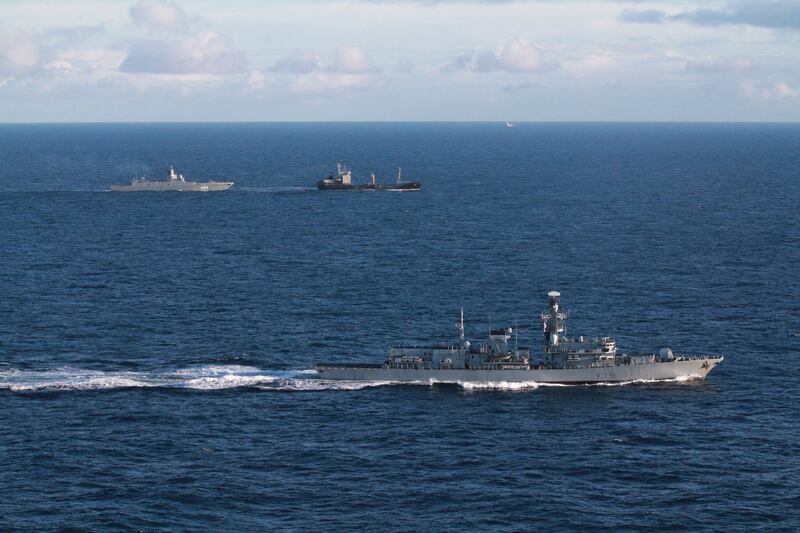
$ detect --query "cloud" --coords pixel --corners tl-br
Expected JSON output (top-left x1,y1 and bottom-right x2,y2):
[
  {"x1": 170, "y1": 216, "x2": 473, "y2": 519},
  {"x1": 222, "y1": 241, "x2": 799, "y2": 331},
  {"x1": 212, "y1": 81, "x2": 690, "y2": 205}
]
[
  {"x1": 0, "y1": 26, "x2": 104, "y2": 80},
  {"x1": 271, "y1": 45, "x2": 377, "y2": 75},
  {"x1": 620, "y1": 1, "x2": 800, "y2": 30},
  {"x1": 288, "y1": 72, "x2": 374, "y2": 95},
  {"x1": 120, "y1": 32, "x2": 247, "y2": 75},
  {"x1": 618, "y1": 9, "x2": 667, "y2": 24},
  {"x1": 129, "y1": 1, "x2": 191, "y2": 33},
  {"x1": 0, "y1": 30, "x2": 40, "y2": 78},
  {"x1": 331, "y1": 45, "x2": 378, "y2": 74},
  {"x1": 684, "y1": 57, "x2": 752, "y2": 74},
  {"x1": 741, "y1": 80, "x2": 799, "y2": 100},
  {"x1": 562, "y1": 50, "x2": 617, "y2": 74},
  {"x1": 270, "y1": 49, "x2": 322, "y2": 74},
  {"x1": 268, "y1": 45, "x2": 380, "y2": 96},
  {"x1": 445, "y1": 38, "x2": 551, "y2": 73},
  {"x1": 395, "y1": 58, "x2": 413, "y2": 73},
  {"x1": 502, "y1": 80, "x2": 537, "y2": 92}
]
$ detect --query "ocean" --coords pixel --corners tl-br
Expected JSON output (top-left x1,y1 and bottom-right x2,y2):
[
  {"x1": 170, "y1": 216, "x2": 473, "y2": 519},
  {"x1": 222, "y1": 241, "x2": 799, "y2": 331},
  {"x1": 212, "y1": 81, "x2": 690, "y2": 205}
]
[{"x1": 1, "y1": 123, "x2": 798, "y2": 531}]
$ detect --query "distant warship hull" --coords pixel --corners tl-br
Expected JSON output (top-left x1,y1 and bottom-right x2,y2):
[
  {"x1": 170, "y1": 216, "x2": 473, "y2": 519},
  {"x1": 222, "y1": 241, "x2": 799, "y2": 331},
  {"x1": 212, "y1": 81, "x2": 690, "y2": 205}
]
[
  {"x1": 111, "y1": 181, "x2": 233, "y2": 192},
  {"x1": 316, "y1": 357, "x2": 723, "y2": 384}
]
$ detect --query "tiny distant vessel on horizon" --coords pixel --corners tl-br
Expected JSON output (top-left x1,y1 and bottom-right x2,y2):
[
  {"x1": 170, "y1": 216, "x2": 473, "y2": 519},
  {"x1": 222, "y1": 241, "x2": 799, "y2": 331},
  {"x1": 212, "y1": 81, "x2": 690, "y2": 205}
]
[
  {"x1": 110, "y1": 165, "x2": 233, "y2": 192},
  {"x1": 317, "y1": 163, "x2": 421, "y2": 191},
  {"x1": 316, "y1": 291, "x2": 723, "y2": 385},
  {"x1": 506, "y1": 121, "x2": 515, "y2": 128}
]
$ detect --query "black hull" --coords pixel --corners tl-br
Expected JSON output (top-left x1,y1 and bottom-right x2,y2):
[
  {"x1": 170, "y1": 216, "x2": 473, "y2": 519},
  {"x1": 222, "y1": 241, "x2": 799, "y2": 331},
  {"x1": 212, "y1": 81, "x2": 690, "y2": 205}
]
[
  {"x1": 361, "y1": 182, "x2": 422, "y2": 191},
  {"x1": 317, "y1": 181, "x2": 422, "y2": 191},
  {"x1": 317, "y1": 181, "x2": 357, "y2": 190}
]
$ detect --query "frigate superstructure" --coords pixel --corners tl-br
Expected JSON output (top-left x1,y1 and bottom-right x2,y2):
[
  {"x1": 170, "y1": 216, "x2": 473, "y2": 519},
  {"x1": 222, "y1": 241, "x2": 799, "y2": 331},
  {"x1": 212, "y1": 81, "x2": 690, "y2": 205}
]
[
  {"x1": 316, "y1": 291, "x2": 723, "y2": 384},
  {"x1": 110, "y1": 165, "x2": 233, "y2": 192}
]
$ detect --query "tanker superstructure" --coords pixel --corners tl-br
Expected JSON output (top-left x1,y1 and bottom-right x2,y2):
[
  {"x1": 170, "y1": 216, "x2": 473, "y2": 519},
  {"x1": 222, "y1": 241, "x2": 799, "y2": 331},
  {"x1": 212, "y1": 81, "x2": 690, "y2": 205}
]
[
  {"x1": 110, "y1": 165, "x2": 233, "y2": 192},
  {"x1": 316, "y1": 291, "x2": 723, "y2": 384}
]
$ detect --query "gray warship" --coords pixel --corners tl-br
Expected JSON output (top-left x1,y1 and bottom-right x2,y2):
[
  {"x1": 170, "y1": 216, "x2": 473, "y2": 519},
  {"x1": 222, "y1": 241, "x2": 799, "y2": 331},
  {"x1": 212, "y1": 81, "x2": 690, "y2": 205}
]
[
  {"x1": 316, "y1": 291, "x2": 723, "y2": 384},
  {"x1": 110, "y1": 165, "x2": 233, "y2": 192}
]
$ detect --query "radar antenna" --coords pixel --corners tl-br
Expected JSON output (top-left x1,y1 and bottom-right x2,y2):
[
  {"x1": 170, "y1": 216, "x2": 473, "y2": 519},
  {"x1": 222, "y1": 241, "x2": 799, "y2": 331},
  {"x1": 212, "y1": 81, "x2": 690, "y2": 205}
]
[{"x1": 455, "y1": 307, "x2": 465, "y2": 345}]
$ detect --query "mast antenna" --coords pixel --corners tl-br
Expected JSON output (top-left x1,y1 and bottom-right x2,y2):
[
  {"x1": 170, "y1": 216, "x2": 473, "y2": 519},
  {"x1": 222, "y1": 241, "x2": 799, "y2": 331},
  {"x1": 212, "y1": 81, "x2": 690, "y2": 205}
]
[{"x1": 455, "y1": 307, "x2": 465, "y2": 345}]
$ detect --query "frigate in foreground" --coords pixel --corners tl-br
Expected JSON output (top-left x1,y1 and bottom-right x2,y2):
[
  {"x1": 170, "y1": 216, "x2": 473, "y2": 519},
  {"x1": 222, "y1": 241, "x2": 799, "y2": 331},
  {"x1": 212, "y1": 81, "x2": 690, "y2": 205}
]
[
  {"x1": 316, "y1": 291, "x2": 723, "y2": 384},
  {"x1": 110, "y1": 165, "x2": 233, "y2": 192}
]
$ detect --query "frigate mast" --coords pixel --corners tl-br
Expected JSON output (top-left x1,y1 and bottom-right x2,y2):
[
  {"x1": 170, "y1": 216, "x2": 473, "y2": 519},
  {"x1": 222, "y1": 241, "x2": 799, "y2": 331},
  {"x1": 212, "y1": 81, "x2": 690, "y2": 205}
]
[{"x1": 542, "y1": 290, "x2": 568, "y2": 352}]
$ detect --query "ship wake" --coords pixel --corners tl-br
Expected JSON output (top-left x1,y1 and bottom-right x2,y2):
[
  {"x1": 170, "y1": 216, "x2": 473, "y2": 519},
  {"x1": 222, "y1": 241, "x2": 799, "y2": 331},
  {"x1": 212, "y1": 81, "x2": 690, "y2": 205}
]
[{"x1": 0, "y1": 365, "x2": 409, "y2": 393}]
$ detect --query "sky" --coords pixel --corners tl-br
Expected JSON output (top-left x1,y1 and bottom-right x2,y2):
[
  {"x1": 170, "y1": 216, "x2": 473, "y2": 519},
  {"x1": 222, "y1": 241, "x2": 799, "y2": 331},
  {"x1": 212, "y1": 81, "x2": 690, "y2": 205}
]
[{"x1": 0, "y1": 0, "x2": 798, "y2": 122}]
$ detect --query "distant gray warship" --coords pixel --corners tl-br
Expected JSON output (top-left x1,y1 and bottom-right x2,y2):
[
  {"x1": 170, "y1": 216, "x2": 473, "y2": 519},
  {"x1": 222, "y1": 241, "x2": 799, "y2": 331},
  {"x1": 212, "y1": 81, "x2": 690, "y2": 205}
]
[
  {"x1": 317, "y1": 163, "x2": 421, "y2": 191},
  {"x1": 110, "y1": 165, "x2": 233, "y2": 192},
  {"x1": 316, "y1": 291, "x2": 723, "y2": 384}
]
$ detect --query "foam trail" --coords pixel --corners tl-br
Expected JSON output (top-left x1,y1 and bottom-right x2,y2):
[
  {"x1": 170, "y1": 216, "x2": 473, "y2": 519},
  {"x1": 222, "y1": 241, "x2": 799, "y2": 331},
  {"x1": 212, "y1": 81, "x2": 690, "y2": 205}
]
[
  {"x1": 256, "y1": 379, "x2": 404, "y2": 392},
  {"x1": 586, "y1": 375, "x2": 703, "y2": 387},
  {"x1": 0, "y1": 365, "x2": 306, "y2": 393},
  {"x1": 456, "y1": 381, "x2": 543, "y2": 391},
  {"x1": 0, "y1": 368, "x2": 160, "y2": 392}
]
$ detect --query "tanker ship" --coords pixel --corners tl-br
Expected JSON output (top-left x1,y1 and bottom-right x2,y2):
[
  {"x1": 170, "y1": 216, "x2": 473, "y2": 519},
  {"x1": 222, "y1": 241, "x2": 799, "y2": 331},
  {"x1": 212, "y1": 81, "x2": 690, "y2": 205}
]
[{"x1": 317, "y1": 163, "x2": 421, "y2": 191}]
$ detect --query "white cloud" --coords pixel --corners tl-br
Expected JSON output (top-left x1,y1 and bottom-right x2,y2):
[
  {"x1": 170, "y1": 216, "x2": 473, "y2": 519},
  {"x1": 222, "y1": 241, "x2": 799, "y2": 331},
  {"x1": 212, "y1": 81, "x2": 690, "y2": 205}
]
[
  {"x1": 268, "y1": 45, "x2": 380, "y2": 96},
  {"x1": 741, "y1": 80, "x2": 799, "y2": 100},
  {"x1": 271, "y1": 45, "x2": 378, "y2": 75},
  {"x1": 0, "y1": 30, "x2": 41, "y2": 78},
  {"x1": 331, "y1": 45, "x2": 377, "y2": 74},
  {"x1": 499, "y1": 38, "x2": 546, "y2": 73},
  {"x1": 120, "y1": 32, "x2": 247, "y2": 75},
  {"x1": 270, "y1": 49, "x2": 322, "y2": 74},
  {"x1": 0, "y1": 26, "x2": 105, "y2": 83},
  {"x1": 774, "y1": 81, "x2": 799, "y2": 98},
  {"x1": 445, "y1": 38, "x2": 552, "y2": 73},
  {"x1": 129, "y1": 1, "x2": 191, "y2": 33},
  {"x1": 684, "y1": 57, "x2": 752, "y2": 73},
  {"x1": 562, "y1": 50, "x2": 617, "y2": 75},
  {"x1": 244, "y1": 69, "x2": 271, "y2": 92},
  {"x1": 289, "y1": 72, "x2": 375, "y2": 95}
]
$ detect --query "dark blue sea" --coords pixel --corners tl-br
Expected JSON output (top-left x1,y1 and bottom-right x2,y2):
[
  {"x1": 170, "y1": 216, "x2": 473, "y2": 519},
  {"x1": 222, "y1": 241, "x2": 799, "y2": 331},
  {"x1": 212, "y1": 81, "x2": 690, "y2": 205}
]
[{"x1": 0, "y1": 123, "x2": 798, "y2": 531}]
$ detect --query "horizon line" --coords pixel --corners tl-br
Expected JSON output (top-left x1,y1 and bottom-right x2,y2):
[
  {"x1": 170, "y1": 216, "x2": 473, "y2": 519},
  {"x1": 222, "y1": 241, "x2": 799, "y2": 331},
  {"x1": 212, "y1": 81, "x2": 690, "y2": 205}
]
[{"x1": 2, "y1": 120, "x2": 800, "y2": 126}]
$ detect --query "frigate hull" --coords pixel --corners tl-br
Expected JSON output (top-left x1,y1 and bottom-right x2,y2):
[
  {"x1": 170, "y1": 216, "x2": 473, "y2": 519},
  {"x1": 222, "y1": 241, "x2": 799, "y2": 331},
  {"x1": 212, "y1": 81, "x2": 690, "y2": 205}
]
[
  {"x1": 316, "y1": 357, "x2": 723, "y2": 384},
  {"x1": 110, "y1": 181, "x2": 233, "y2": 192}
]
